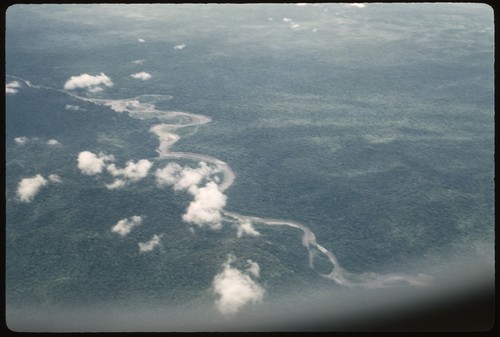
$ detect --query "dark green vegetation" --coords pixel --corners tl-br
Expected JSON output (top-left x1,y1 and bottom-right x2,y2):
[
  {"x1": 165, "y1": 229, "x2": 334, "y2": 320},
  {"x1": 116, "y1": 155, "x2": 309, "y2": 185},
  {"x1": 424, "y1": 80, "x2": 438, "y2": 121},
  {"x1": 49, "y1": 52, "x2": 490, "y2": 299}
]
[{"x1": 6, "y1": 3, "x2": 494, "y2": 330}]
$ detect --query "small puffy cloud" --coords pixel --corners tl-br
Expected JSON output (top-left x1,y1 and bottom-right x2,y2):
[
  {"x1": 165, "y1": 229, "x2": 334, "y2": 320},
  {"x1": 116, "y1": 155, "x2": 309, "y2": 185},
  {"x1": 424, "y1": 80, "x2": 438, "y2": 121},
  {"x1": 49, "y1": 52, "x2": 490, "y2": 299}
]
[
  {"x1": 65, "y1": 104, "x2": 82, "y2": 111},
  {"x1": 246, "y1": 260, "x2": 260, "y2": 278},
  {"x1": 63, "y1": 73, "x2": 113, "y2": 93},
  {"x1": 349, "y1": 3, "x2": 366, "y2": 8},
  {"x1": 133, "y1": 59, "x2": 145, "y2": 64},
  {"x1": 6, "y1": 81, "x2": 21, "y2": 94},
  {"x1": 155, "y1": 162, "x2": 183, "y2": 187},
  {"x1": 14, "y1": 136, "x2": 29, "y2": 145},
  {"x1": 138, "y1": 234, "x2": 163, "y2": 253},
  {"x1": 213, "y1": 255, "x2": 264, "y2": 316},
  {"x1": 182, "y1": 181, "x2": 227, "y2": 230},
  {"x1": 282, "y1": 18, "x2": 300, "y2": 29},
  {"x1": 111, "y1": 215, "x2": 143, "y2": 237},
  {"x1": 268, "y1": 17, "x2": 273, "y2": 21},
  {"x1": 236, "y1": 219, "x2": 260, "y2": 238},
  {"x1": 155, "y1": 161, "x2": 219, "y2": 191},
  {"x1": 156, "y1": 162, "x2": 224, "y2": 229},
  {"x1": 137, "y1": 38, "x2": 145, "y2": 43},
  {"x1": 174, "y1": 44, "x2": 186, "y2": 50},
  {"x1": 107, "y1": 159, "x2": 152, "y2": 181},
  {"x1": 16, "y1": 174, "x2": 48, "y2": 203},
  {"x1": 48, "y1": 174, "x2": 62, "y2": 183},
  {"x1": 313, "y1": 28, "x2": 318, "y2": 32},
  {"x1": 47, "y1": 139, "x2": 60, "y2": 146},
  {"x1": 106, "y1": 159, "x2": 152, "y2": 189},
  {"x1": 130, "y1": 72, "x2": 152, "y2": 80},
  {"x1": 14, "y1": 137, "x2": 61, "y2": 146},
  {"x1": 77, "y1": 151, "x2": 115, "y2": 175},
  {"x1": 176, "y1": 162, "x2": 218, "y2": 191},
  {"x1": 105, "y1": 179, "x2": 127, "y2": 190}
]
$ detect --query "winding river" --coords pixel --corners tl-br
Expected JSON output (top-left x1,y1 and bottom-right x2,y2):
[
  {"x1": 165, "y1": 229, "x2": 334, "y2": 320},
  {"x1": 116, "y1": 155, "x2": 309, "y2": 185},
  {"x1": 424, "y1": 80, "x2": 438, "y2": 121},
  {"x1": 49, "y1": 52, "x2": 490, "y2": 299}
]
[{"x1": 8, "y1": 75, "x2": 432, "y2": 289}]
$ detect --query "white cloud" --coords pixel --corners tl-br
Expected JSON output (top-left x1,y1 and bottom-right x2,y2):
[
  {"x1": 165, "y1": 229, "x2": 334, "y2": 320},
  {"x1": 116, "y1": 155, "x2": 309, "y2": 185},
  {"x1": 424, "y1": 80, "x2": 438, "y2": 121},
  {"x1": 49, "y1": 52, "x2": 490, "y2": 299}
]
[
  {"x1": 155, "y1": 162, "x2": 225, "y2": 229},
  {"x1": 282, "y1": 17, "x2": 300, "y2": 29},
  {"x1": 246, "y1": 259, "x2": 260, "y2": 278},
  {"x1": 268, "y1": 17, "x2": 273, "y2": 21},
  {"x1": 47, "y1": 139, "x2": 60, "y2": 146},
  {"x1": 14, "y1": 136, "x2": 29, "y2": 145},
  {"x1": 182, "y1": 181, "x2": 227, "y2": 230},
  {"x1": 236, "y1": 219, "x2": 260, "y2": 238},
  {"x1": 77, "y1": 151, "x2": 115, "y2": 175},
  {"x1": 63, "y1": 73, "x2": 113, "y2": 93},
  {"x1": 48, "y1": 174, "x2": 62, "y2": 183},
  {"x1": 138, "y1": 234, "x2": 163, "y2": 253},
  {"x1": 111, "y1": 215, "x2": 143, "y2": 237},
  {"x1": 176, "y1": 162, "x2": 218, "y2": 191},
  {"x1": 133, "y1": 59, "x2": 145, "y2": 64},
  {"x1": 313, "y1": 28, "x2": 318, "y2": 32},
  {"x1": 105, "y1": 179, "x2": 127, "y2": 190},
  {"x1": 174, "y1": 44, "x2": 186, "y2": 50},
  {"x1": 349, "y1": 3, "x2": 366, "y2": 8},
  {"x1": 107, "y1": 159, "x2": 152, "y2": 181},
  {"x1": 155, "y1": 161, "x2": 219, "y2": 191},
  {"x1": 105, "y1": 159, "x2": 152, "y2": 189},
  {"x1": 137, "y1": 38, "x2": 145, "y2": 43},
  {"x1": 155, "y1": 162, "x2": 183, "y2": 187},
  {"x1": 213, "y1": 255, "x2": 264, "y2": 316},
  {"x1": 130, "y1": 72, "x2": 152, "y2": 80},
  {"x1": 65, "y1": 104, "x2": 82, "y2": 111},
  {"x1": 14, "y1": 137, "x2": 61, "y2": 146},
  {"x1": 16, "y1": 174, "x2": 48, "y2": 203},
  {"x1": 6, "y1": 81, "x2": 21, "y2": 94}
]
